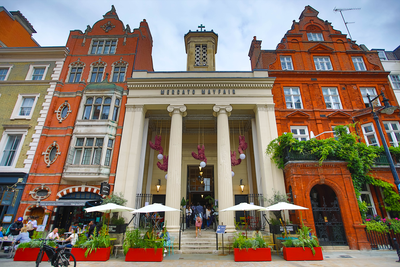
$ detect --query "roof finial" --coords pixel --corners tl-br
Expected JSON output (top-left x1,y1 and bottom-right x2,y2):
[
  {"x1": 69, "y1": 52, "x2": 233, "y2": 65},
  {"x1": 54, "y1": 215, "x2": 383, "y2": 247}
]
[{"x1": 198, "y1": 24, "x2": 205, "y2": 31}]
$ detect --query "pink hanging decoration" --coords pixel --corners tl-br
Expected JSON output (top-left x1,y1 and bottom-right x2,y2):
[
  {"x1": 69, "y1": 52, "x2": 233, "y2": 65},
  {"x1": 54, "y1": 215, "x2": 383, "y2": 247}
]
[
  {"x1": 191, "y1": 145, "x2": 207, "y2": 163},
  {"x1": 231, "y1": 151, "x2": 242, "y2": 166},
  {"x1": 149, "y1": 135, "x2": 164, "y2": 155},
  {"x1": 157, "y1": 155, "x2": 168, "y2": 172},
  {"x1": 238, "y1": 135, "x2": 248, "y2": 154}
]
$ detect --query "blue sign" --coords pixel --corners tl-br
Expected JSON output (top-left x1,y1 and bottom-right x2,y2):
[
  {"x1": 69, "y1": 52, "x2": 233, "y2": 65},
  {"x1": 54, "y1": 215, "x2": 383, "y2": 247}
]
[
  {"x1": 216, "y1": 225, "x2": 226, "y2": 234},
  {"x1": 0, "y1": 191, "x2": 15, "y2": 206}
]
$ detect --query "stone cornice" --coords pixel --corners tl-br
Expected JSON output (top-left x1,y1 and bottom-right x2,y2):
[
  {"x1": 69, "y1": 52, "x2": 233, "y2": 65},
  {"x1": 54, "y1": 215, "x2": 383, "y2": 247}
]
[{"x1": 128, "y1": 82, "x2": 273, "y2": 90}]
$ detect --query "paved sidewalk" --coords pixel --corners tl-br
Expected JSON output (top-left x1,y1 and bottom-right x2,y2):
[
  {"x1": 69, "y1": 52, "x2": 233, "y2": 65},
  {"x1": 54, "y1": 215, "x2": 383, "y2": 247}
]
[{"x1": 0, "y1": 250, "x2": 399, "y2": 266}]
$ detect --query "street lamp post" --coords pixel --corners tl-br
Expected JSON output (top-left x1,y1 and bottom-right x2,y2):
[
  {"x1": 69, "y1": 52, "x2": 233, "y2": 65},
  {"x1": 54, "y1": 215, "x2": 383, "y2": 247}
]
[{"x1": 367, "y1": 93, "x2": 400, "y2": 192}]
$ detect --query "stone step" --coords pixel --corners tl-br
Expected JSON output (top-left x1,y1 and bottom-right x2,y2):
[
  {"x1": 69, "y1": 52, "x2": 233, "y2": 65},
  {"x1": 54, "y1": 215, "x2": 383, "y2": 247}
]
[{"x1": 321, "y1": 245, "x2": 350, "y2": 250}]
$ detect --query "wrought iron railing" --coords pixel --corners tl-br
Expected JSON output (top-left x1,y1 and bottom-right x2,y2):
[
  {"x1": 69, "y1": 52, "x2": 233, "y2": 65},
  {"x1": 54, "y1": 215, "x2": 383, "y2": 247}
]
[
  {"x1": 365, "y1": 229, "x2": 400, "y2": 250},
  {"x1": 283, "y1": 147, "x2": 339, "y2": 164},
  {"x1": 373, "y1": 154, "x2": 390, "y2": 166}
]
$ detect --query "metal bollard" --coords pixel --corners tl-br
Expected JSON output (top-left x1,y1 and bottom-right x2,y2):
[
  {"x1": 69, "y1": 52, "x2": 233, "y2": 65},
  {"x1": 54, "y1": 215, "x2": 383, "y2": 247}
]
[{"x1": 393, "y1": 238, "x2": 400, "y2": 262}]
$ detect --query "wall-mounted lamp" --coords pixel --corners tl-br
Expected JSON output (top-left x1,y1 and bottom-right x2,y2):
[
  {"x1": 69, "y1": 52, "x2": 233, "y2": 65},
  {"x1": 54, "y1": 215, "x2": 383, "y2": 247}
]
[
  {"x1": 240, "y1": 179, "x2": 244, "y2": 193},
  {"x1": 199, "y1": 171, "x2": 203, "y2": 176},
  {"x1": 201, "y1": 194, "x2": 204, "y2": 198},
  {"x1": 156, "y1": 179, "x2": 161, "y2": 192}
]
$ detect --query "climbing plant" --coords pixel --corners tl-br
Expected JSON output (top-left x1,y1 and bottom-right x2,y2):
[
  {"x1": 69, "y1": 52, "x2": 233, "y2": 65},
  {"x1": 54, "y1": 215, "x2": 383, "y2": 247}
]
[{"x1": 266, "y1": 124, "x2": 400, "y2": 219}]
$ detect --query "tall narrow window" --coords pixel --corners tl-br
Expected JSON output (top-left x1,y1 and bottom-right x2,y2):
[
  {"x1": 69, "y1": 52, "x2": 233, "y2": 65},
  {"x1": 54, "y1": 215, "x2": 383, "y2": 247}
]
[
  {"x1": 68, "y1": 67, "x2": 83, "y2": 83},
  {"x1": 0, "y1": 68, "x2": 9, "y2": 80},
  {"x1": 90, "y1": 66, "x2": 104, "y2": 82},
  {"x1": 83, "y1": 98, "x2": 93, "y2": 120},
  {"x1": 112, "y1": 98, "x2": 120, "y2": 121},
  {"x1": 104, "y1": 139, "x2": 114, "y2": 166},
  {"x1": 284, "y1": 87, "x2": 302, "y2": 109},
  {"x1": 384, "y1": 121, "x2": 400, "y2": 147},
  {"x1": 0, "y1": 135, "x2": 22, "y2": 166},
  {"x1": 360, "y1": 88, "x2": 379, "y2": 108},
  {"x1": 290, "y1": 126, "x2": 309, "y2": 141},
  {"x1": 112, "y1": 66, "x2": 126, "y2": 82},
  {"x1": 322, "y1": 87, "x2": 342, "y2": 109},
  {"x1": 362, "y1": 123, "x2": 379, "y2": 146},
  {"x1": 390, "y1": 75, "x2": 400, "y2": 89},
  {"x1": 359, "y1": 184, "x2": 377, "y2": 216},
  {"x1": 314, "y1": 57, "x2": 333, "y2": 70},
  {"x1": 352, "y1": 57, "x2": 366, "y2": 71},
  {"x1": 280, "y1": 56, "x2": 293, "y2": 70},
  {"x1": 101, "y1": 97, "x2": 111, "y2": 119},
  {"x1": 19, "y1": 97, "x2": 35, "y2": 116}
]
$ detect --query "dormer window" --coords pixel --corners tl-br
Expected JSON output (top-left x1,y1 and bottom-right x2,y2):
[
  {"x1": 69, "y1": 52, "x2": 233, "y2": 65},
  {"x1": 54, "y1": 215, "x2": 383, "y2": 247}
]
[{"x1": 195, "y1": 45, "x2": 207, "y2": 66}]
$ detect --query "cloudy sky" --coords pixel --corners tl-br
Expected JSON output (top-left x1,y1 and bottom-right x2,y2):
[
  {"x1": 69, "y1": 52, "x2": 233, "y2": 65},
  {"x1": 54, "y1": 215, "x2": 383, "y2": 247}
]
[{"x1": 3, "y1": 0, "x2": 400, "y2": 71}]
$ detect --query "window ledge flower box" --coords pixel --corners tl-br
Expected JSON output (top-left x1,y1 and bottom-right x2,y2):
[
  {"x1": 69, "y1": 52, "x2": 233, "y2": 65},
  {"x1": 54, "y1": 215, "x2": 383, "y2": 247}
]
[
  {"x1": 283, "y1": 247, "x2": 323, "y2": 261},
  {"x1": 233, "y1": 248, "x2": 271, "y2": 262},
  {"x1": 125, "y1": 248, "x2": 163, "y2": 262}
]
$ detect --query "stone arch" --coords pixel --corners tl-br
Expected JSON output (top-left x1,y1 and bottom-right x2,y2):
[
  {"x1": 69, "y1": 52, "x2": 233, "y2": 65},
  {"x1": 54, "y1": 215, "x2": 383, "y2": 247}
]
[{"x1": 56, "y1": 185, "x2": 105, "y2": 199}]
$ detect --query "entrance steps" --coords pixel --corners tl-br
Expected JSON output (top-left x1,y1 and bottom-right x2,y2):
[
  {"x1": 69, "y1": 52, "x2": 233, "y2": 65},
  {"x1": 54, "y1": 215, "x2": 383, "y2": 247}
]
[{"x1": 176, "y1": 229, "x2": 234, "y2": 254}]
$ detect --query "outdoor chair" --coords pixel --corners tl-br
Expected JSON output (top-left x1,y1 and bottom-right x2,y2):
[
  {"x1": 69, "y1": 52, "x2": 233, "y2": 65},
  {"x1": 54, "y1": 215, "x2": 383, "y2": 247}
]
[{"x1": 264, "y1": 235, "x2": 278, "y2": 255}]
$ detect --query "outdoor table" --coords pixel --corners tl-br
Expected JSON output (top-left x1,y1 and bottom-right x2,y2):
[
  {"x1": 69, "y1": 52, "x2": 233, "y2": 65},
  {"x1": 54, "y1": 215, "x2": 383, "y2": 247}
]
[{"x1": 0, "y1": 239, "x2": 13, "y2": 251}]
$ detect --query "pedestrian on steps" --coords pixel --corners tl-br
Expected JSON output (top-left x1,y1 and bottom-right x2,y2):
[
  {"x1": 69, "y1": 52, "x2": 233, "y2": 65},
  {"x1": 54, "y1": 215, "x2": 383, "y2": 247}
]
[{"x1": 195, "y1": 214, "x2": 202, "y2": 239}]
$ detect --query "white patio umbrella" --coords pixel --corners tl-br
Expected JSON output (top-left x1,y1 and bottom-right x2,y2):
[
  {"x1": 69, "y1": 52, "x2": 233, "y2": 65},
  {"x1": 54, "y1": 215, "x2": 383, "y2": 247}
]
[
  {"x1": 131, "y1": 203, "x2": 180, "y2": 213},
  {"x1": 85, "y1": 203, "x2": 136, "y2": 213},
  {"x1": 259, "y1": 202, "x2": 308, "y2": 235},
  {"x1": 259, "y1": 202, "x2": 308, "y2": 212},
  {"x1": 220, "y1": 202, "x2": 264, "y2": 237},
  {"x1": 85, "y1": 203, "x2": 136, "y2": 227}
]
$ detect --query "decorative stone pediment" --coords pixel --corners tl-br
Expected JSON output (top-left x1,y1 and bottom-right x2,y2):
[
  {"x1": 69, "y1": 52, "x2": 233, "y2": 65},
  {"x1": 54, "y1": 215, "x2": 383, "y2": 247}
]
[
  {"x1": 286, "y1": 110, "x2": 310, "y2": 119},
  {"x1": 326, "y1": 111, "x2": 351, "y2": 119},
  {"x1": 308, "y1": 44, "x2": 334, "y2": 53}
]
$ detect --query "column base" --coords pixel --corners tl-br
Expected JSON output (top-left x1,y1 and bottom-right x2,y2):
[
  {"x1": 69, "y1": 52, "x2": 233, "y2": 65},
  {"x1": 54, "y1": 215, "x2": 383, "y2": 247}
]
[{"x1": 166, "y1": 225, "x2": 181, "y2": 233}]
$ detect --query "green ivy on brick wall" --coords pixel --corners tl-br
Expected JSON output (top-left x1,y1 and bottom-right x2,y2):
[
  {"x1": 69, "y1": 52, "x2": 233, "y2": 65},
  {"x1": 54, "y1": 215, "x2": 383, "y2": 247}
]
[{"x1": 266, "y1": 124, "x2": 400, "y2": 219}]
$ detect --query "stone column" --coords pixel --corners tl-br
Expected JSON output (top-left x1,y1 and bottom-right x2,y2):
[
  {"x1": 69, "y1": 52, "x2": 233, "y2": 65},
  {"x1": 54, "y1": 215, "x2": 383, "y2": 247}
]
[
  {"x1": 114, "y1": 105, "x2": 146, "y2": 219},
  {"x1": 213, "y1": 105, "x2": 235, "y2": 232},
  {"x1": 254, "y1": 104, "x2": 285, "y2": 201},
  {"x1": 165, "y1": 105, "x2": 186, "y2": 232}
]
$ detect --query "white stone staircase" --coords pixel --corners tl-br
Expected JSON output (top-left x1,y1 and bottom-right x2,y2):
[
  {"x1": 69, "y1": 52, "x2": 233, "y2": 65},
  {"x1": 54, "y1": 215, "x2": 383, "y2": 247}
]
[{"x1": 175, "y1": 229, "x2": 233, "y2": 254}]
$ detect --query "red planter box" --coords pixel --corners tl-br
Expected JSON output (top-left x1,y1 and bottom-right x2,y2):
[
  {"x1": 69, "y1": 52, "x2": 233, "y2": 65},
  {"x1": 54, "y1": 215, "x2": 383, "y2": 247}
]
[
  {"x1": 233, "y1": 248, "x2": 271, "y2": 262},
  {"x1": 283, "y1": 247, "x2": 323, "y2": 261},
  {"x1": 14, "y1": 248, "x2": 49, "y2": 261},
  {"x1": 71, "y1": 247, "x2": 110, "y2": 261},
  {"x1": 125, "y1": 248, "x2": 163, "y2": 262}
]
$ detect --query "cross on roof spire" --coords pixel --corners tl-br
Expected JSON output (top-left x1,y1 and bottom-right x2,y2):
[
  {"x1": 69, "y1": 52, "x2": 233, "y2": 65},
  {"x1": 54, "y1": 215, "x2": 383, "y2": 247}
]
[{"x1": 198, "y1": 24, "x2": 205, "y2": 31}]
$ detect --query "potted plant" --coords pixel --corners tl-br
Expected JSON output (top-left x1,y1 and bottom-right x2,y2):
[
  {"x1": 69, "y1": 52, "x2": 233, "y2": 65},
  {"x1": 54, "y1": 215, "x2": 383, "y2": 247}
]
[
  {"x1": 123, "y1": 228, "x2": 164, "y2": 262},
  {"x1": 281, "y1": 224, "x2": 323, "y2": 261},
  {"x1": 71, "y1": 224, "x2": 111, "y2": 261},
  {"x1": 14, "y1": 232, "x2": 55, "y2": 261},
  {"x1": 232, "y1": 232, "x2": 271, "y2": 261}
]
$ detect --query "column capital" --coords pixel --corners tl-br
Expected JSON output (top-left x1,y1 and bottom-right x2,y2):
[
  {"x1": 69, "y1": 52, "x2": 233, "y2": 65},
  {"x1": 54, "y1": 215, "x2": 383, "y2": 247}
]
[
  {"x1": 167, "y1": 105, "x2": 187, "y2": 117},
  {"x1": 213, "y1": 105, "x2": 232, "y2": 117},
  {"x1": 126, "y1": 104, "x2": 146, "y2": 113}
]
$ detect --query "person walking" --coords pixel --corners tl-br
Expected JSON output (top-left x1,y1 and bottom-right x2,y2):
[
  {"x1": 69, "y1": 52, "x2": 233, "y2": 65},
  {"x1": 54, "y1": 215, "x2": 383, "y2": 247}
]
[
  {"x1": 27, "y1": 216, "x2": 37, "y2": 238},
  {"x1": 195, "y1": 214, "x2": 202, "y2": 239},
  {"x1": 186, "y1": 205, "x2": 192, "y2": 229},
  {"x1": 206, "y1": 206, "x2": 212, "y2": 229}
]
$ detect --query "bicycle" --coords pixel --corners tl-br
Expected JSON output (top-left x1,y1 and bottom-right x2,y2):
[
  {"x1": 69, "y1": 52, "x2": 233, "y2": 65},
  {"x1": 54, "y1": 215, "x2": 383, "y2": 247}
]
[{"x1": 35, "y1": 238, "x2": 76, "y2": 267}]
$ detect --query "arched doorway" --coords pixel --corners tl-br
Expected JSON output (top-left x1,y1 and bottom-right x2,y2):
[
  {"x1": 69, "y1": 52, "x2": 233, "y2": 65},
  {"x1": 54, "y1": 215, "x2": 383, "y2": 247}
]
[
  {"x1": 310, "y1": 184, "x2": 347, "y2": 246},
  {"x1": 54, "y1": 192, "x2": 102, "y2": 231}
]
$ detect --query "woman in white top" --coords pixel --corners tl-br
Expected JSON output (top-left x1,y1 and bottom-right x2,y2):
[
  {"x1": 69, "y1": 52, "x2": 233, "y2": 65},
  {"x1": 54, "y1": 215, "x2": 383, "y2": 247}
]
[
  {"x1": 65, "y1": 229, "x2": 78, "y2": 248},
  {"x1": 206, "y1": 207, "x2": 211, "y2": 229},
  {"x1": 47, "y1": 228, "x2": 60, "y2": 240},
  {"x1": 186, "y1": 206, "x2": 192, "y2": 229}
]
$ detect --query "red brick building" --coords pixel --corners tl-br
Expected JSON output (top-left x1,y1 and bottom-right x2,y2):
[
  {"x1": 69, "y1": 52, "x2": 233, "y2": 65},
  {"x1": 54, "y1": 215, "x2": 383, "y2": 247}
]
[
  {"x1": 16, "y1": 6, "x2": 153, "y2": 229},
  {"x1": 249, "y1": 6, "x2": 399, "y2": 249}
]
